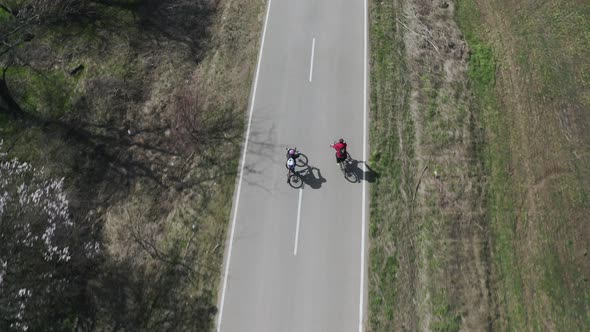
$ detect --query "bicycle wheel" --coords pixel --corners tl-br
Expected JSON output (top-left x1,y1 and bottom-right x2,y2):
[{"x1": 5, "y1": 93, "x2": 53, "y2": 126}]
[
  {"x1": 288, "y1": 173, "x2": 304, "y2": 188},
  {"x1": 295, "y1": 153, "x2": 308, "y2": 166},
  {"x1": 343, "y1": 163, "x2": 358, "y2": 183},
  {"x1": 339, "y1": 160, "x2": 347, "y2": 173}
]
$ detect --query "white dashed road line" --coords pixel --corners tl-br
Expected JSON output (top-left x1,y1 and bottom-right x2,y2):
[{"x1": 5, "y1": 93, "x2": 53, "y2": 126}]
[
  {"x1": 294, "y1": 189, "x2": 303, "y2": 255},
  {"x1": 309, "y1": 37, "x2": 316, "y2": 82}
]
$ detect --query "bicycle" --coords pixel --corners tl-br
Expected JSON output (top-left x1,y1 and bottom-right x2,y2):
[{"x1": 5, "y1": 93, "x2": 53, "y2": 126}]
[
  {"x1": 286, "y1": 147, "x2": 308, "y2": 167},
  {"x1": 330, "y1": 141, "x2": 358, "y2": 183},
  {"x1": 286, "y1": 148, "x2": 305, "y2": 188},
  {"x1": 338, "y1": 152, "x2": 352, "y2": 172},
  {"x1": 287, "y1": 169, "x2": 303, "y2": 188},
  {"x1": 340, "y1": 154, "x2": 358, "y2": 182}
]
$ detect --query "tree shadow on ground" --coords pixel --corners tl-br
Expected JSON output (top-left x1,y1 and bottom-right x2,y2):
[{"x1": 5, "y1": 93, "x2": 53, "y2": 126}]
[
  {"x1": 89, "y1": 0, "x2": 216, "y2": 59},
  {"x1": 0, "y1": 1, "x2": 231, "y2": 329},
  {"x1": 90, "y1": 257, "x2": 217, "y2": 332}
]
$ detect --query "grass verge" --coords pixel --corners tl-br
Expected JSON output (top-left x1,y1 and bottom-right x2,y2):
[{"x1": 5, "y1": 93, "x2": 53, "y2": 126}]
[
  {"x1": 368, "y1": 0, "x2": 416, "y2": 330},
  {"x1": 457, "y1": 0, "x2": 590, "y2": 329},
  {"x1": 369, "y1": 0, "x2": 494, "y2": 330}
]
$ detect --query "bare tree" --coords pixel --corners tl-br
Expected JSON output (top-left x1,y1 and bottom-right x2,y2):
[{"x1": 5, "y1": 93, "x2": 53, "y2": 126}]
[{"x1": 171, "y1": 86, "x2": 238, "y2": 156}]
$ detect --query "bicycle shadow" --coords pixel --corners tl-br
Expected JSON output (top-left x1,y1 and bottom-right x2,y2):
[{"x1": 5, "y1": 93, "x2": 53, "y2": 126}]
[
  {"x1": 347, "y1": 157, "x2": 379, "y2": 183},
  {"x1": 298, "y1": 165, "x2": 326, "y2": 189}
]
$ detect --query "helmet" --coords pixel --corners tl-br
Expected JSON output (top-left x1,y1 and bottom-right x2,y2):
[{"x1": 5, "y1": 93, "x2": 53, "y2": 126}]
[
  {"x1": 288, "y1": 149, "x2": 295, "y2": 155},
  {"x1": 287, "y1": 158, "x2": 295, "y2": 167},
  {"x1": 338, "y1": 138, "x2": 344, "y2": 143}
]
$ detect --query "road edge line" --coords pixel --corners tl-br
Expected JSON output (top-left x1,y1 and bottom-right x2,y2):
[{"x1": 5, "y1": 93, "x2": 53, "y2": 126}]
[
  {"x1": 216, "y1": 0, "x2": 273, "y2": 330},
  {"x1": 359, "y1": 0, "x2": 368, "y2": 330}
]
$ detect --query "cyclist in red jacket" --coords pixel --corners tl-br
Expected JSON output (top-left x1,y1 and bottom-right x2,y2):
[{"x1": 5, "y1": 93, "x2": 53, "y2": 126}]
[{"x1": 330, "y1": 138, "x2": 348, "y2": 164}]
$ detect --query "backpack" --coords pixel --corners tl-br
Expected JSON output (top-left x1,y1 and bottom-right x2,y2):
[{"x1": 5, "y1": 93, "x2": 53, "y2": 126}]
[{"x1": 287, "y1": 158, "x2": 295, "y2": 169}]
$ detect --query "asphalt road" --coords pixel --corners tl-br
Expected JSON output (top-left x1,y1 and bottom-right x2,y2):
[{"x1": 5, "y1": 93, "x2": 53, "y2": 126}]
[{"x1": 217, "y1": 0, "x2": 368, "y2": 331}]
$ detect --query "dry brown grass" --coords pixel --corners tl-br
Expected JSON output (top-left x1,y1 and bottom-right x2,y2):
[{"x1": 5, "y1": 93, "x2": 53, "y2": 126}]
[
  {"x1": 372, "y1": 0, "x2": 590, "y2": 328},
  {"x1": 401, "y1": 0, "x2": 493, "y2": 330},
  {"x1": 1, "y1": 0, "x2": 264, "y2": 329},
  {"x1": 369, "y1": 0, "x2": 494, "y2": 330},
  {"x1": 100, "y1": 0, "x2": 265, "y2": 328}
]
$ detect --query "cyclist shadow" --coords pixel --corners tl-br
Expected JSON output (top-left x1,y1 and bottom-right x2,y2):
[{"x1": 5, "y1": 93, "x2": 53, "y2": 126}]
[
  {"x1": 298, "y1": 165, "x2": 326, "y2": 189},
  {"x1": 347, "y1": 157, "x2": 379, "y2": 183}
]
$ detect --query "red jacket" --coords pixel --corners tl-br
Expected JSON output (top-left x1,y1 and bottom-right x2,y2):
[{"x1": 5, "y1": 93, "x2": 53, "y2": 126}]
[{"x1": 332, "y1": 142, "x2": 347, "y2": 158}]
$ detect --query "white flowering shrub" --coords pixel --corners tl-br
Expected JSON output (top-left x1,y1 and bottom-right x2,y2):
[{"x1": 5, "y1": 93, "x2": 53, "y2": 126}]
[{"x1": 0, "y1": 141, "x2": 99, "y2": 331}]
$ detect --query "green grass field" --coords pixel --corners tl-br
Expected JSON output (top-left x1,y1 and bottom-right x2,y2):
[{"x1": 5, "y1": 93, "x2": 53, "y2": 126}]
[{"x1": 368, "y1": 0, "x2": 590, "y2": 330}]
